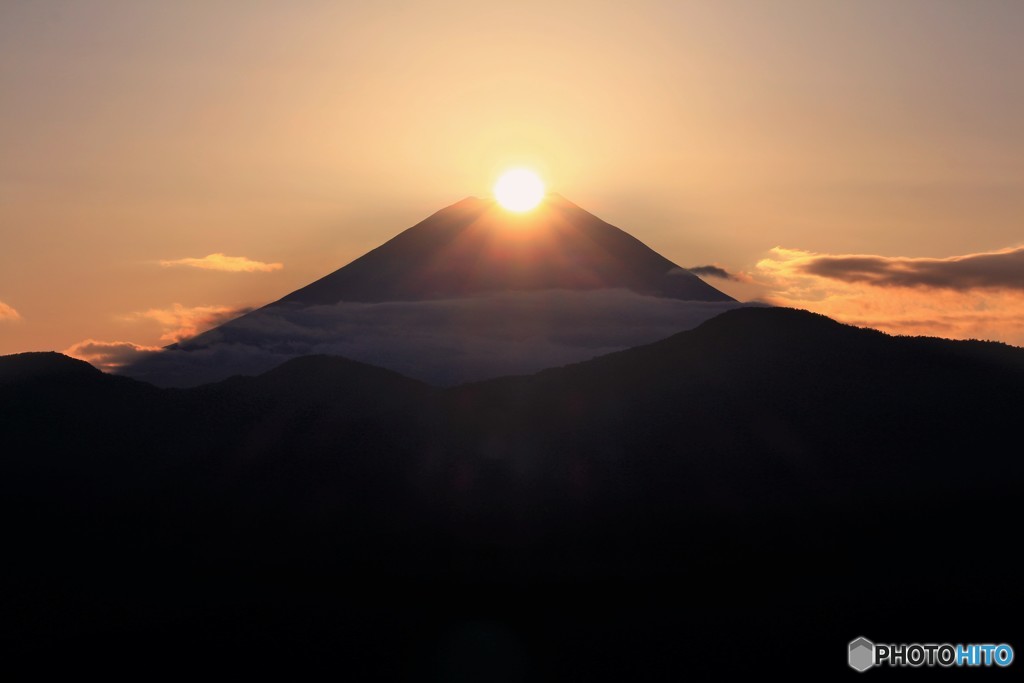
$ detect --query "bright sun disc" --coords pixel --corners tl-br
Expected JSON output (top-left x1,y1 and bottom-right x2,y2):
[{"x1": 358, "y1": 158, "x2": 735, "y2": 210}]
[{"x1": 494, "y1": 169, "x2": 545, "y2": 212}]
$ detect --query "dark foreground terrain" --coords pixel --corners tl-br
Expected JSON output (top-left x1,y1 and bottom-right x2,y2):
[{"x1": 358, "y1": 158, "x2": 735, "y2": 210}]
[{"x1": 3, "y1": 307, "x2": 1022, "y2": 678}]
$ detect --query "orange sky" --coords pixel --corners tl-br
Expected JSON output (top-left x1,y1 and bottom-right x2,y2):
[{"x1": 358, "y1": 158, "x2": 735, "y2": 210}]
[{"x1": 2, "y1": 1, "x2": 1024, "y2": 356}]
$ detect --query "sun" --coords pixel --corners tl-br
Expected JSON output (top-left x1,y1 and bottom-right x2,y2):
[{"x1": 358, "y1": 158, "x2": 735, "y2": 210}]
[{"x1": 494, "y1": 169, "x2": 545, "y2": 212}]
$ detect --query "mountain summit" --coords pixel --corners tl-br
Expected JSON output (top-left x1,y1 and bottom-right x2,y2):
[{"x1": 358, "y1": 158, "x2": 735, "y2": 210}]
[
  {"x1": 282, "y1": 195, "x2": 733, "y2": 304},
  {"x1": 122, "y1": 196, "x2": 744, "y2": 387}
]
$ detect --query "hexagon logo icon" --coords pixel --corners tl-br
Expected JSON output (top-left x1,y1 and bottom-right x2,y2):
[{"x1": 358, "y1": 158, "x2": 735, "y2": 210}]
[{"x1": 849, "y1": 637, "x2": 875, "y2": 672}]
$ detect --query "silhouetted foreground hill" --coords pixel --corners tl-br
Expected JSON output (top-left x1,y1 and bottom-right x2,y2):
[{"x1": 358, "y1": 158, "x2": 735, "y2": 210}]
[{"x1": 3, "y1": 309, "x2": 1022, "y2": 678}]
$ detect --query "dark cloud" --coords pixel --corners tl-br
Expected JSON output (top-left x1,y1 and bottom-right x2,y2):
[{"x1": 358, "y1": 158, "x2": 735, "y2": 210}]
[
  {"x1": 687, "y1": 265, "x2": 740, "y2": 281},
  {"x1": 799, "y1": 246, "x2": 1024, "y2": 291},
  {"x1": 119, "y1": 290, "x2": 755, "y2": 387}
]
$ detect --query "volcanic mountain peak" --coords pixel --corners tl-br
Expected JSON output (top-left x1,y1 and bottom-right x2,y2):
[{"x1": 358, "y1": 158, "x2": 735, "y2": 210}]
[
  {"x1": 123, "y1": 196, "x2": 744, "y2": 387},
  {"x1": 279, "y1": 194, "x2": 733, "y2": 305}
]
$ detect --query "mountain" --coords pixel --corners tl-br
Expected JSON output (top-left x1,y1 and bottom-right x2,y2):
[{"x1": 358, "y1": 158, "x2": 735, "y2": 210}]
[
  {"x1": 278, "y1": 195, "x2": 733, "y2": 303},
  {"x1": 120, "y1": 195, "x2": 743, "y2": 387},
  {"x1": 4, "y1": 307, "x2": 1023, "y2": 676},
  {"x1": 0, "y1": 350, "x2": 100, "y2": 383}
]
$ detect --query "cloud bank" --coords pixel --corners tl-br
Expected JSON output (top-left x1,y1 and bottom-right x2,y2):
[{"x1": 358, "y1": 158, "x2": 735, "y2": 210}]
[
  {"x1": 0, "y1": 300, "x2": 20, "y2": 321},
  {"x1": 118, "y1": 290, "x2": 752, "y2": 387},
  {"x1": 128, "y1": 303, "x2": 253, "y2": 343},
  {"x1": 791, "y1": 246, "x2": 1024, "y2": 291},
  {"x1": 159, "y1": 253, "x2": 283, "y2": 273},
  {"x1": 64, "y1": 339, "x2": 163, "y2": 371},
  {"x1": 756, "y1": 246, "x2": 1024, "y2": 346}
]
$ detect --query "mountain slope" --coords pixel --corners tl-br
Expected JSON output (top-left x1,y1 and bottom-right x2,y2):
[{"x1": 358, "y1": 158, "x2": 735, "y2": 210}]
[{"x1": 409, "y1": 306, "x2": 1024, "y2": 515}]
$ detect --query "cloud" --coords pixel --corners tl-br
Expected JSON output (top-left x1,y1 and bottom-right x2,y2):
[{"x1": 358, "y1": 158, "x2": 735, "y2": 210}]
[
  {"x1": 129, "y1": 303, "x2": 253, "y2": 343},
  {"x1": 687, "y1": 265, "x2": 742, "y2": 282},
  {"x1": 755, "y1": 246, "x2": 1024, "y2": 346},
  {"x1": 118, "y1": 290, "x2": 754, "y2": 387},
  {"x1": 63, "y1": 339, "x2": 162, "y2": 371},
  {"x1": 159, "y1": 253, "x2": 283, "y2": 273},
  {"x1": 787, "y1": 245, "x2": 1024, "y2": 291},
  {"x1": 0, "y1": 300, "x2": 20, "y2": 321}
]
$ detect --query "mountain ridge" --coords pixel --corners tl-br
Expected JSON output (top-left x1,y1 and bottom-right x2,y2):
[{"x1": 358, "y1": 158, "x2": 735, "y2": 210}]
[
  {"x1": 10, "y1": 307, "x2": 1024, "y2": 389},
  {"x1": 4, "y1": 305, "x2": 1022, "y2": 676}
]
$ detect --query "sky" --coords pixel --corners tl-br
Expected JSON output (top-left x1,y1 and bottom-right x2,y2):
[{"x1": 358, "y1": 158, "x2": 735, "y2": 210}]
[{"x1": 2, "y1": 0, "x2": 1024, "y2": 359}]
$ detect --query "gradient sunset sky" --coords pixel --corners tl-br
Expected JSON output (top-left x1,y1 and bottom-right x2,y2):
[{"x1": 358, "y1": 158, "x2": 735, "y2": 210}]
[{"x1": 2, "y1": 1, "x2": 1023, "y2": 360}]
